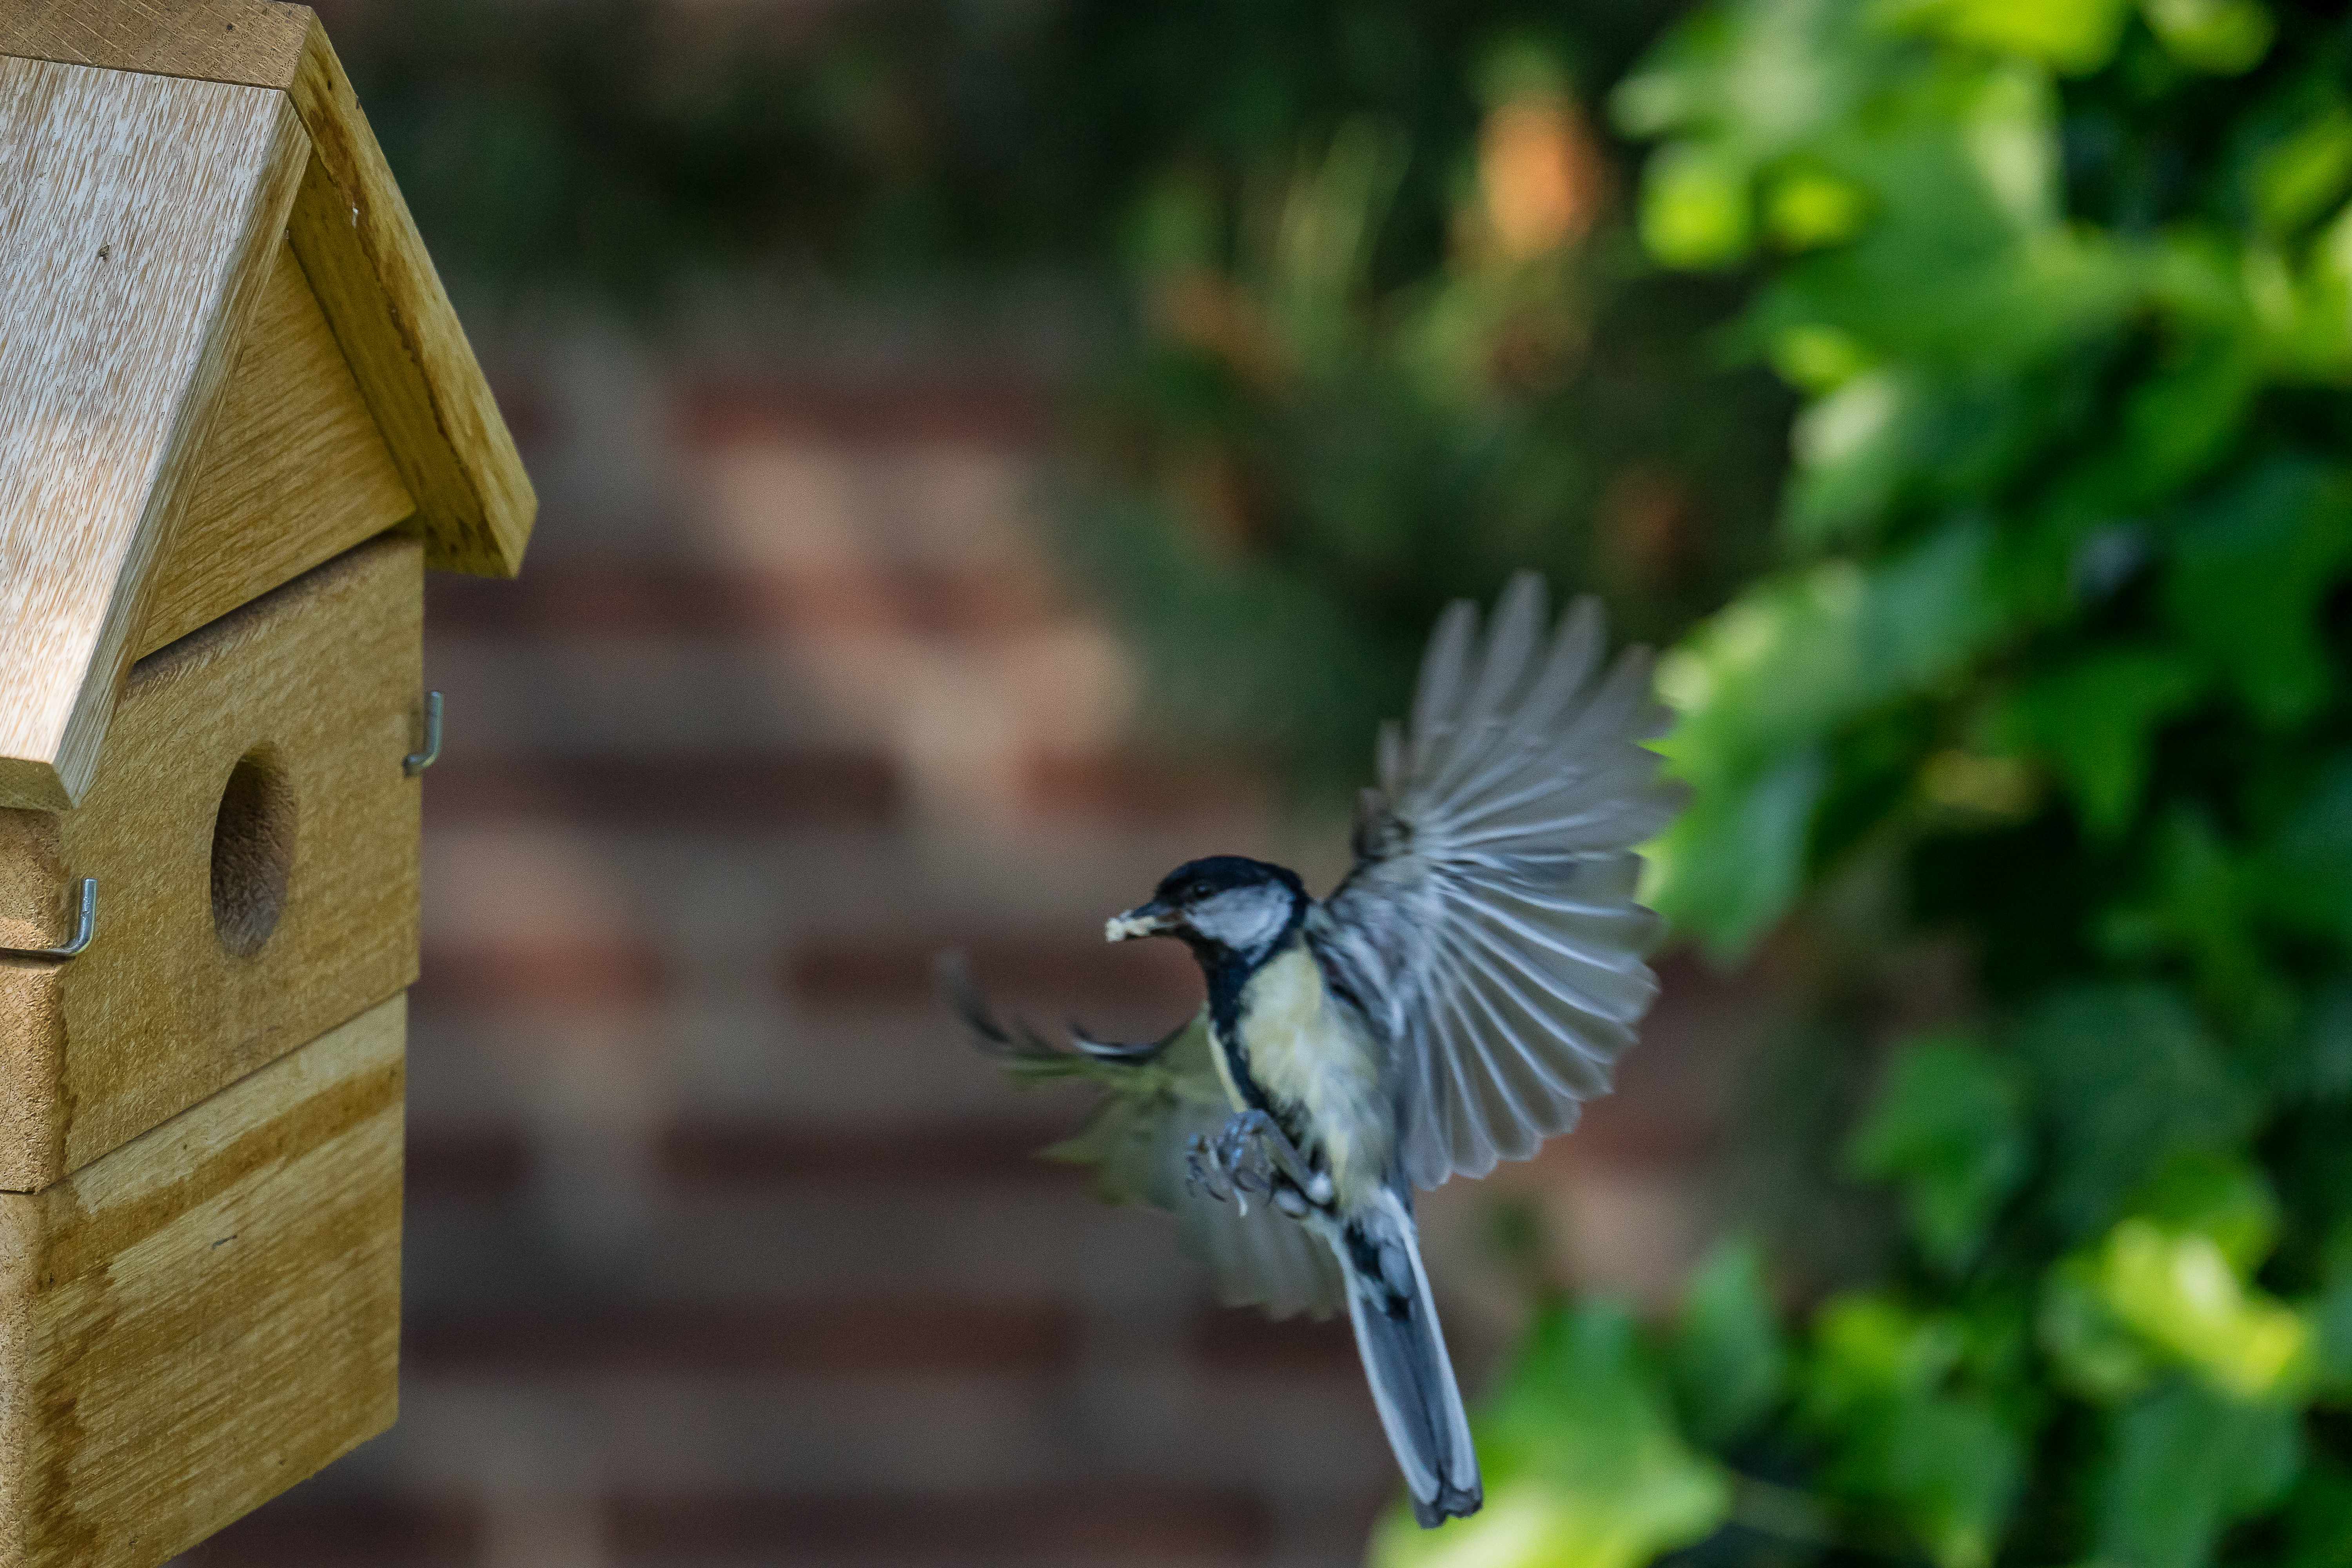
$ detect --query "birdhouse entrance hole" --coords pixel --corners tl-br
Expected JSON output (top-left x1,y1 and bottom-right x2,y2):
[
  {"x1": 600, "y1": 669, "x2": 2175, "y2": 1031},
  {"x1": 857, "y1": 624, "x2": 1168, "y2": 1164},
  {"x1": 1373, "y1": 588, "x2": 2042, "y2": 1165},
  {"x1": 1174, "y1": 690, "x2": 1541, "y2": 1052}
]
[{"x1": 211, "y1": 751, "x2": 294, "y2": 957}]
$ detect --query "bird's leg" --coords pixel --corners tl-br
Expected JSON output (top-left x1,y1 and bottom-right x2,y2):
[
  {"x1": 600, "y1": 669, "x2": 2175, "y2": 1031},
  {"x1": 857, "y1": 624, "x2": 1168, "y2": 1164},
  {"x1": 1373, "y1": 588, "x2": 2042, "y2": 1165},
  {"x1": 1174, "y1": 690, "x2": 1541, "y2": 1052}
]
[
  {"x1": 1187, "y1": 1110, "x2": 1332, "y2": 1215},
  {"x1": 1184, "y1": 1133, "x2": 1235, "y2": 1205}
]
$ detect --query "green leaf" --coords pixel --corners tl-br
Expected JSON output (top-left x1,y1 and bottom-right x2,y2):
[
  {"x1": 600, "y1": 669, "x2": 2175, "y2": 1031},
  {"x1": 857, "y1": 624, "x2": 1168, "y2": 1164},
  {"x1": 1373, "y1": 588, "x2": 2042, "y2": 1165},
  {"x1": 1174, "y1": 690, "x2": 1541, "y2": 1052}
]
[
  {"x1": 1669, "y1": 1240, "x2": 1790, "y2": 1445},
  {"x1": 1609, "y1": 0, "x2": 1871, "y2": 155},
  {"x1": 2253, "y1": 102, "x2": 2352, "y2": 235},
  {"x1": 2012, "y1": 985, "x2": 2257, "y2": 1240},
  {"x1": 2306, "y1": 1221, "x2": 2352, "y2": 1397},
  {"x1": 2103, "y1": 809, "x2": 2285, "y2": 1020},
  {"x1": 1801, "y1": 1295, "x2": 2025, "y2": 1568},
  {"x1": 1785, "y1": 370, "x2": 1918, "y2": 539},
  {"x1": 1893, "y1": 0, "x2": 2132, "y2": 74},
  {"x1": 1372, "y1": 1302, "x2": 1730, "y2": 1568},
  {"x1": 2140, "y1": 0, "x2": 2276, "y2": 75},
  {"x1": 1847, "y1": 1033, "x2": 2029, "y2": 1270},
  {"x1": 2283, "y1": 1457, "x2": 2352, "y2": 1568},
  {"x1": 2160, "y1": 458, "x2": 2352, "y2": 728},
  {"x1": 2093, "y1": 1219, "x2": 2312, "y2": 1399},
  {"x1": 2094, "y1": 1380, "x2": 2302, "y2": 1568},
  {"x1": 1648, "y1": 520, "x2": 1999, "y2": 953},
  {"x1": 2125, "y1": 1149, "x2": 2280, "y2": 1273},
  {"x1": 2254, "y1": 757, "x2": 2352, "y2": 949},
  {"x1": 1997, "y1": 648, "x2": 2206, "y2": 837},
  {"x1": 1806, "y1": 1294, "x2": 1964, "y2": 1420},
  {"x1": 1766, "y1": 166, "x2": 1872, "y2": 250},
  {"x1": 1641, "y1": 141, "x2": 1755, "y2": 269},
  {"x1": 1644, "y1": 746, "x2": 1825, "y2": 961},
  {"x1": 1770, "y1": 322, "x2": 1877, "y2": 393},
  {"x1": 2119, "y1": 332, "x2": 2265, "y2": 503},
  {"x1": 2042, "y1": 1253, "x2": 2163, "y2": 1403},
  {"x1": 2294, "y1": 985, "x2": 2352, "y2": 1102}
]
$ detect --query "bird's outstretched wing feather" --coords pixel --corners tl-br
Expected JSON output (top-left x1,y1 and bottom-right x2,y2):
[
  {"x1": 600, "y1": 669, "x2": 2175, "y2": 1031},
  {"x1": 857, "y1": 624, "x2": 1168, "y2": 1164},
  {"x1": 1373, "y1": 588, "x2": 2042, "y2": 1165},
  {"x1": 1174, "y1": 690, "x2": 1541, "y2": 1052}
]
[
  {"x1": 1307, "y1": 575, "x2": 1683, "y2": 1191},
  {"x1": 942, "y1": 954, "x2": 1343, "y2": 1319}
]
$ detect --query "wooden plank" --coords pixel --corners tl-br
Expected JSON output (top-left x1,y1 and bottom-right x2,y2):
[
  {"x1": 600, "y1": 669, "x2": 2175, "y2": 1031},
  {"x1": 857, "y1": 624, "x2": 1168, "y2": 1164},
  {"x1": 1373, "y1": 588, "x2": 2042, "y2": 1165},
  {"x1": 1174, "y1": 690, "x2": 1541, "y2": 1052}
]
[
  {"x1": 285, "y1": 15, "x2": 537, "y2": 579},
  {"x1": 0, "y1": 0, "x2": 310, "y2": 88},
  {"x1": 139, "y1": 237, "x2": 416, "y2": 657},
  {"x1": 0, "y1": 994, "x2": 403, "y2": 1568},
  {"x1": 0, "y1": 535, "x2": 421, "y2": 1190},
  {"x1": 0, "y1": 60, "x2": 307, "y2": 810}
]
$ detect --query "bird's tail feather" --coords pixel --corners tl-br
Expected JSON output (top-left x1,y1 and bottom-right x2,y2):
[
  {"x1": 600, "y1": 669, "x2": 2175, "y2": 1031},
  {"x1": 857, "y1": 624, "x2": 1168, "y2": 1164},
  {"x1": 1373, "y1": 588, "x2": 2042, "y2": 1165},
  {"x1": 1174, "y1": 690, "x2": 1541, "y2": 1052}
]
[{"x1": 1332, "y1": 1193, "x2": 1481, "y2": 1527}]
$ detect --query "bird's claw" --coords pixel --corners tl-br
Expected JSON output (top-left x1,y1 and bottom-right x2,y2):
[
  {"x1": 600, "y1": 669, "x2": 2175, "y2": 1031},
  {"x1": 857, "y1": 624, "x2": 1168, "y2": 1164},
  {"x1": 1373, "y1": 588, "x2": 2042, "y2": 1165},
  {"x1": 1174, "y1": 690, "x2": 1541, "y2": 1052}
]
[
  {"x1": 1186, "y1": 1119, "x2": 1273, "y2": 1214},
  {"x1": 1185, "y1": 1111, "x2": 1329, "y2": 1215}
]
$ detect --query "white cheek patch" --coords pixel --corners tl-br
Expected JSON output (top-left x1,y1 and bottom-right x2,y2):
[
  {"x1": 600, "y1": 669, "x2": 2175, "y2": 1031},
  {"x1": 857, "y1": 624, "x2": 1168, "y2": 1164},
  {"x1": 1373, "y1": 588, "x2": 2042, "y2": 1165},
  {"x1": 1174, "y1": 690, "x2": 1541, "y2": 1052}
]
[{"x1": 1189, "y1": 886, "x2": 1291, "y2": 953}]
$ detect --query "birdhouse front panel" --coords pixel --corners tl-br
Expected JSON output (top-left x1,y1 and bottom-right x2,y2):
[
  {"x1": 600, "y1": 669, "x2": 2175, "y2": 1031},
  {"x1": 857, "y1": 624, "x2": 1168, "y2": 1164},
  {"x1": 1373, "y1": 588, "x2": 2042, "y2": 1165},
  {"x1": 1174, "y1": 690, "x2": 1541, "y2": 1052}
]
[
  {"x1": 136, "y1": 236, "x2": 416, "y2": 659},
  {"x1": 0, "y1": 535, "x2": 421, "y2": 1194}
]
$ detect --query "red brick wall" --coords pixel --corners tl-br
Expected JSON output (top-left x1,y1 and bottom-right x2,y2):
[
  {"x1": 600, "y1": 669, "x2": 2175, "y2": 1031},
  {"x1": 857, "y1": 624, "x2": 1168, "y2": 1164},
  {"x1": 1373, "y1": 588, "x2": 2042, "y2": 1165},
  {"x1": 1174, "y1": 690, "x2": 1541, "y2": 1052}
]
[{"x1": 173, "y1": 330, "x2": 1769, "y2": 1568}]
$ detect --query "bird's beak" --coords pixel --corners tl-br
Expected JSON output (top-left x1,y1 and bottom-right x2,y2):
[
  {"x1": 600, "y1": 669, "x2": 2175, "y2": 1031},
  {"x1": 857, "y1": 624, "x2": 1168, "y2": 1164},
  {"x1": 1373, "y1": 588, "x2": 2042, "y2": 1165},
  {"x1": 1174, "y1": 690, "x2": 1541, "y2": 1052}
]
[{"x1": 1105, "y1": 899, "x2": 1175, "y2": 943}]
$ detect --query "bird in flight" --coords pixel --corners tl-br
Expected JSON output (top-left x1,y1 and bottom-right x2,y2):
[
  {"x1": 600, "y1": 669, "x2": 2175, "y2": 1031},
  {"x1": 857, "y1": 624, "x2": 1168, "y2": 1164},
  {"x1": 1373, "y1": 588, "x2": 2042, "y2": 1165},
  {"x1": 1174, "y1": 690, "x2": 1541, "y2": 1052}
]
[{"x1": 950, "y1": 575, "x2": 1682, "y2": 1528}]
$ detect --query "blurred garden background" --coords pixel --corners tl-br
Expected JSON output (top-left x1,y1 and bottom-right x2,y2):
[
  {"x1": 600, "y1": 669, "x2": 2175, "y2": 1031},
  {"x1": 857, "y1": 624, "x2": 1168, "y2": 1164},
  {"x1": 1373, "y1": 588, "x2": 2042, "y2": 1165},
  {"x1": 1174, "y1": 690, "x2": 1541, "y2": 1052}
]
[{"x1": 177, "y1": 0, "x2": 2352, "y2": 1564}]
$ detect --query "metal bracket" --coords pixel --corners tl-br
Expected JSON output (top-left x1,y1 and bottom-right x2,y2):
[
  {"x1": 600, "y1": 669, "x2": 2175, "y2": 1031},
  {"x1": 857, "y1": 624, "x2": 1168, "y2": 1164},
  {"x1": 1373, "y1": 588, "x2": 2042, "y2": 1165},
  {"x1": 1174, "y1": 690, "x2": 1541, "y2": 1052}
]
[
  {"x1": 0, "y1": 878, "x2": 96, "y2": 962},
  {"x1": 405, "y1": 690, "x2": 443, "y2": 777}
]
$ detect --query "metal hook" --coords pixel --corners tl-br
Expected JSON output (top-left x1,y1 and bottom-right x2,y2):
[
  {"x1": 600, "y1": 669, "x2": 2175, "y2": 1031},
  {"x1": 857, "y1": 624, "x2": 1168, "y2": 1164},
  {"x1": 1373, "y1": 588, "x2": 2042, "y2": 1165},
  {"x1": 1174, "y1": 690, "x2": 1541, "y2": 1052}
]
[
  {"x1": 405, "y1": 690, "x2": 443, "y2": 777},
  {"x1": 0, "y1": 878, "x2": 96, "y2": 962}
]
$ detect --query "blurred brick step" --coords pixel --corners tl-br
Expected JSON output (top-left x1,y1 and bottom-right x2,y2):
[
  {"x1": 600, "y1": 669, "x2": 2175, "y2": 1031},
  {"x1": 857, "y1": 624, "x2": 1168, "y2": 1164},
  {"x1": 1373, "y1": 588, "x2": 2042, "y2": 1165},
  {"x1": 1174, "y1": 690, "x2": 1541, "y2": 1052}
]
[
  {"x1": 678, "y1": 377, "x2": 1051, "y2": 450},
  {"x1": 604, "y1": 1483, "x2": 1269, "y2": 1565},
  {"x1": 405, "y1": 1298, "x2": 1080, "y2": 1377},
  {"x1": 430, "y1": 559, "x2": 1062, "y2": 640},
  {"x1": 373, "y1": 1370, "x2": 1392, "y2": 1497},
  {"x1": 416, "y1": 935, "x2": 670, "y2": 1010},
  {"x1": 655, "y1": 1116, "x2": 1084, "y2": 1189},
  {"x1": 175, "y1": 1496, "x2": 479, "y2": 1566},
  {"x1": 1189, "y1": 1308, "x2": 1359, "y2": 1383},
  {"x1": 786, "y1": 930, "x2": 1198, "y2": 1017},
  {"x1": 405, "y1": 1123, "x2": 533, "y2": 1201},
  {"x1": 1019, "y1": 751, "x2": 1268, "y2": 826},
  {"x1": 422, "y1": 748, "x2": 901, "y2": 831}
]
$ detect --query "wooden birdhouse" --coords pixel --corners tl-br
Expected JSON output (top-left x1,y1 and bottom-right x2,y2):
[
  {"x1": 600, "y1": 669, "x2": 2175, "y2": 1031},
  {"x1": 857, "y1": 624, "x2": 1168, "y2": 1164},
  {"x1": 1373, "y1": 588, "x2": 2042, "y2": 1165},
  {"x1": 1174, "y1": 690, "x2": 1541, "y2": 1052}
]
[{"x1": 0, "y1": 3, "x2": 534, "y2": 1561}]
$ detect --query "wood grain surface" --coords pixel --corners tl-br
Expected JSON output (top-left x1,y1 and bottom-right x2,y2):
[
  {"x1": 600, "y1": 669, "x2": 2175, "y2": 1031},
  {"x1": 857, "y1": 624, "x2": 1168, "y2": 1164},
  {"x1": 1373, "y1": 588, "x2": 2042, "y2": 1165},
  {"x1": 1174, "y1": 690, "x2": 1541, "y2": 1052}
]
[
  {"x1": 5, "y1": 0, "x2": 552, "y2": 582},
  {"x1": 284, "y1": 15, "x2": 537, "y2": 578},
  {"x1": 0, "y1": 58, "x2": 306, "y2": 810},
  {"x1": 0, "y1": 994, "x2": 403, "y2": 1568},
  {"x1": 141, "y1": 238, "x2": 415, "y2": 657},
  {"x1": 0, "y1": 0, "x2": 309, "y2": 87},
  {"x1": 0, "y1": 535, "x2": 422, "y2": 1191}
]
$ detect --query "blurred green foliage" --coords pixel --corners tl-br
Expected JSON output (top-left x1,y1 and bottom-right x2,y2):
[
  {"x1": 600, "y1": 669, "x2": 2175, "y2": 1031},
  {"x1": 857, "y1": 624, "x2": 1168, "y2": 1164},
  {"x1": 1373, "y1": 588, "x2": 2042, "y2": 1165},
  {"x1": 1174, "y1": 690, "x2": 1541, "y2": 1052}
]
[
  {"x1": 1052, "y1": 20, "x2": 1790, "y2": 784},
  {"x1": 1396, "y1": 1, "x2": 2352, "y2": 1566}
]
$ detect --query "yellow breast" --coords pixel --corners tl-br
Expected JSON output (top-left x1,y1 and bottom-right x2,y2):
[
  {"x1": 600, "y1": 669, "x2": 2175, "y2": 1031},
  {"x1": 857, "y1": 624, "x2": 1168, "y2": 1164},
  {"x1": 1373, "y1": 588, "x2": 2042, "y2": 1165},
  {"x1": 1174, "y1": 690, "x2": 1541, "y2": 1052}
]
[{"x1": 1222, "y1": 945, "x2": 1393, "y2": 1210}]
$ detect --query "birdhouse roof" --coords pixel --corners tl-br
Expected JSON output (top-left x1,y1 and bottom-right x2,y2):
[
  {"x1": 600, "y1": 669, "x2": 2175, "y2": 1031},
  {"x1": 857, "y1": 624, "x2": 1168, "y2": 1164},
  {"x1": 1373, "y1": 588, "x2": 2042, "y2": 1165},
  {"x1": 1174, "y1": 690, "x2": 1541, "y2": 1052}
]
[{"x1": 0, "y1": 2, "x2": 535, "y2": 810}]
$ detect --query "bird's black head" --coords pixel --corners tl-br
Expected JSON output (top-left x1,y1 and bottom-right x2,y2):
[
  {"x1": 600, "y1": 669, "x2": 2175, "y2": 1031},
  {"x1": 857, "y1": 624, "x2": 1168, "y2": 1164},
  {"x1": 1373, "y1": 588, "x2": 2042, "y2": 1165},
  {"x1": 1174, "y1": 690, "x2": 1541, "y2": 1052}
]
[{"x1": 1107, "y1": 855, "x2": 1307, "y2": 967}]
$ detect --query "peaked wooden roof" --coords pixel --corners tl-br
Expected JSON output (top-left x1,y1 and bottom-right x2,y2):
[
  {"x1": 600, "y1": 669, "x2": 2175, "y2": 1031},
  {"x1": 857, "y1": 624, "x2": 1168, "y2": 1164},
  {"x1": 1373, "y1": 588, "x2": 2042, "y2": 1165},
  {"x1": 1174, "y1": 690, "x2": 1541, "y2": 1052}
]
[{"x1": 0, "y1": 2, "x2": 535, "y2": 809}]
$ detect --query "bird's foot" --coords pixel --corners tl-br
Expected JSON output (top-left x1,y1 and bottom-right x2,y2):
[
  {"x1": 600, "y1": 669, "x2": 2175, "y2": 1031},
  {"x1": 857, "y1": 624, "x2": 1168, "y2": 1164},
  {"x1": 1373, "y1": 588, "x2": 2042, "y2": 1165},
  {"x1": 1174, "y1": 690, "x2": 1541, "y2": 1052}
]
[
  {"x1": 1185, "y1": 1119, "x2": 1270, "y2": 1214},
  {"x1": 1185, "y1": 1110, "x2": 1331, "y2": 1215}
]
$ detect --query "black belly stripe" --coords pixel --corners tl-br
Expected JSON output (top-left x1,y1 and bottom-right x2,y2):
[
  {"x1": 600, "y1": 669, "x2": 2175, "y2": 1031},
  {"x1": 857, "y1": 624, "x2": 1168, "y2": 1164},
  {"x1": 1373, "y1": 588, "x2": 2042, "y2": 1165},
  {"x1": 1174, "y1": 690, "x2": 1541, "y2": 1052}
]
[
  {"x1": 1205, "y1": 951, "x2": 1319, "y2": 1160},
  {"x1": 1205, "y1": 952, "x2": 1269, "y2": 1112}
]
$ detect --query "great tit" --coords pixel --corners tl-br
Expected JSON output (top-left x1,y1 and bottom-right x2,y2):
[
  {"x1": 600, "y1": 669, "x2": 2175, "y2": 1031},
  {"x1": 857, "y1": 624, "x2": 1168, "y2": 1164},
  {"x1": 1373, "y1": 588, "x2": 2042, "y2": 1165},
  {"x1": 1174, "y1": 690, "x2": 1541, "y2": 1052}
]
[{"x1": 952, "y1": 574, "x2": 1682, "y2": 1528}]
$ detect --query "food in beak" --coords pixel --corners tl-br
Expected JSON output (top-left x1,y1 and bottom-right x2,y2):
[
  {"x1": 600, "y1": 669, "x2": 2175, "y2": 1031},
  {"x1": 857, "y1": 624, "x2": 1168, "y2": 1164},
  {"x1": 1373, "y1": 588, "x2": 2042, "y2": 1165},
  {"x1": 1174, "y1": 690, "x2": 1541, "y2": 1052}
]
[{"x1": 1105, "y1": 902, "x2": 1172, "y2": 942}]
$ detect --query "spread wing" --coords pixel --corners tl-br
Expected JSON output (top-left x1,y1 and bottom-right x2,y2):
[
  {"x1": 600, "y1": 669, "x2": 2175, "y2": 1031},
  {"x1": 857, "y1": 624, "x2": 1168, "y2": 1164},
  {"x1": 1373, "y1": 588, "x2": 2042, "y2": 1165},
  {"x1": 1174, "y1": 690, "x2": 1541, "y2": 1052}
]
[
  {"x1": 942, "y1": 955, "x2": 1343, "y2": 1319},
  {"x1": 1306, "y1": 575, "x2": 1684, "y2": 1191}
]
